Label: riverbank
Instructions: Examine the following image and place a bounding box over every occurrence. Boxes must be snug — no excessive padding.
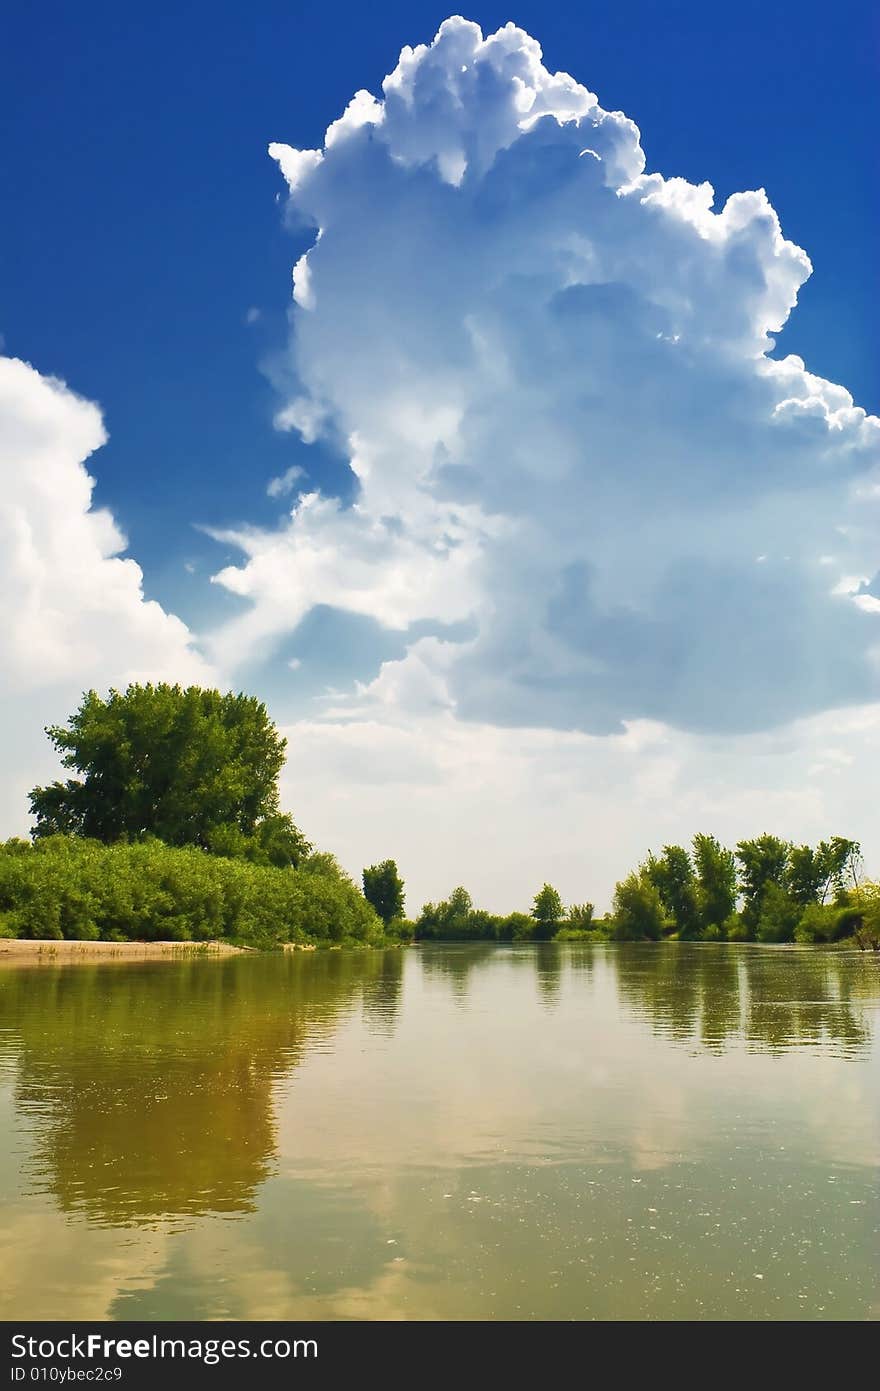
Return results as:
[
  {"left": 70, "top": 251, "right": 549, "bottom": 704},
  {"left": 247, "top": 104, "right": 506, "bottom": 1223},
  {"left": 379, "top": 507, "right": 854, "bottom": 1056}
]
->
[{"left": 0, "top": 938, "right": 250, "bottom": 966}]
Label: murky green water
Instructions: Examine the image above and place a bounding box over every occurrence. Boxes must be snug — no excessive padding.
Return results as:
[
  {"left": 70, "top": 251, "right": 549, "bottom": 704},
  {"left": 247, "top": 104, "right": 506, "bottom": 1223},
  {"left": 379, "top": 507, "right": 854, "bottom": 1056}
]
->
[{"left": 0, "top": 944, "right": 877, "bottom": 1321}]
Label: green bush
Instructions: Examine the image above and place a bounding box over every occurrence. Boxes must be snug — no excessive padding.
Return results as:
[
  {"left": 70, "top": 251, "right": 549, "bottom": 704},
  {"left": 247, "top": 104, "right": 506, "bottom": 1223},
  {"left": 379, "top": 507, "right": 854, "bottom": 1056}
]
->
[
  {"left": 795, "top": 903, "right": 835, "bottom": 944},
  {"left": 611, "top": 872, "right": 664, "bottom": 941},
  {"left": 384, "top": 917, "right": 415, "bottom": 943},
  {"left": 755, "top": 883, "right": 802, "bottom": 943},
  {"left": 0, "top": 836, "right": 382, "bottom": 949},
  {"left": 555, "top": 925, "right": 611, "bottom": 942}
]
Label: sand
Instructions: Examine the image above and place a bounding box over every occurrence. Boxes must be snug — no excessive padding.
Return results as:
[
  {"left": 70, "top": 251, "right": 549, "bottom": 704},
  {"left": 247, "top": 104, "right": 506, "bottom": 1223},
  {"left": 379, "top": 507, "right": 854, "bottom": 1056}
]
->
[{"left": 0, "top": 938, "right": 248, "bottom": 966}]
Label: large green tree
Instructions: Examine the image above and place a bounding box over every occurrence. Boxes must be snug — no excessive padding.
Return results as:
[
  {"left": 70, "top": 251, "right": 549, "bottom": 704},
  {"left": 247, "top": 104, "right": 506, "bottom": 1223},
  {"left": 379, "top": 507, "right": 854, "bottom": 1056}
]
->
[
  {"left": 29, "top": 685, "right": 300, "bottom": 857},
  {"left": 531, "top": 883, "right": 564, "bottom": 939},
  {"left": 646, "top": 845, "right": 699, "bottom": 937},
  {"left": 735, "top": 834, "right": 791, "bottom": 932},
  {"left": 692, "top": 833, "right": 737, "bottom": 932},
  {"left": 362, "top": 860, "right": 405, "bottom": 926},
  {"left": 611, "top": 871, "right": 664, "bottom": 941}
]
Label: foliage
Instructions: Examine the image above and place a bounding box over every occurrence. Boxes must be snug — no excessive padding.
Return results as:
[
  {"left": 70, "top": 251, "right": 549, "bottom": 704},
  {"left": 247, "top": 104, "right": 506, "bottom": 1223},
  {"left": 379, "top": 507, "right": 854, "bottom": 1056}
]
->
[
  {"left": 565, "top": 902, "right": 595, "bottom": 930},
  {"left": 786, "top": 838, "right": 861, "bottom": 907},
  {"left": 692, "top": 834, "right": 738, "bottom": 933},
  {"left": 384, "top": 917, "right": 416, "bottom": 944},
  {"left": 362, "top": 860, "right": 406, "bottom": 926},
  {"left": 555, "top": 917, "right": 612, "bottom": 942},
  {"left": 755, "top": 882, "right": 802, "bottom": 944},
  {"left": 500, "top": 912, "right": 539, "bottom": 942},
  {"left": 29, "top": 685, "right": 292, "bottom": 854},
  {"left": 735, "top": 834, "right": 791, "bottom": 931},
  {"left": 646, "top": 845, "right": 699, "bottom": 938},
  {"left": 611, "top": 872, "right": 664, "bottom": 941},
  {"left": 407, "top": 830, "right": 869, "bottom": 946},
  {"left": 531, "top": 883, "right": 564, "bottom": 940},
  {"left": 413, "top": 892, "right": 546, "bottom": 942},
  {"left": 204, "top": 814, "right": 311, "bottom": 868},
  {"left": 0, "top": 836, "right": 383, "bottom": 949},
  {"left": 851, "top": 882, "right": 880, "bottom": 951}
]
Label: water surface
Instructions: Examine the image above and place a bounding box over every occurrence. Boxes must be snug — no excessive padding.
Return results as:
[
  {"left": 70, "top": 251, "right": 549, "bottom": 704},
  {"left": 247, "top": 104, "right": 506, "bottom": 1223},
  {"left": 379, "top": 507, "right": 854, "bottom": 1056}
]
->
[{"left": 0, "top": 944, "right": 877, "bottom": 1320}]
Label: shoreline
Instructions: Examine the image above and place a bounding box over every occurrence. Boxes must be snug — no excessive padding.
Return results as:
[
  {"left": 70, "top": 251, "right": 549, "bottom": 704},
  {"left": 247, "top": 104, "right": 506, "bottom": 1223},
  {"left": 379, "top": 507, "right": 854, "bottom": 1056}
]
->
[{"left": 0, "top": 938, "right": 249, "bottom": 966}]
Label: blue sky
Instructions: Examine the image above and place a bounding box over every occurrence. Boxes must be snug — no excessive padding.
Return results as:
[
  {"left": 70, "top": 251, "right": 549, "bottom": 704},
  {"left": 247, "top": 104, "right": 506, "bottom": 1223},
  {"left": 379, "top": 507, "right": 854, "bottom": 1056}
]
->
[
  {"left": 3, "top": 0, "right": 876, "bottom": 624},
  {"left": 2, "top": 5, "right": 878, "bottom": 908}
]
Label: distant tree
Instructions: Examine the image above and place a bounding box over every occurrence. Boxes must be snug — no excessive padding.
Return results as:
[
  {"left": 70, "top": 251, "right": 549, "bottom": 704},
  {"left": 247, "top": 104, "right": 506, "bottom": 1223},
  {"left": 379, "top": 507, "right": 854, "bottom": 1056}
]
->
[
  {"left": 692, "top": 833, "right": 737, "bottom": 932},
  {"left": 736, "top": 835, "right": 791, "bottom": 932},
  {"left": 362, "top": 860, "right": 405, "bottom": 926},
  {"left": 29, "top": 685, "right": 291, "bottom": 852},
  {"left": 787, "top": 844, "right": 824, "bottom": 907},
  {"left": 504, "top": 911, "right": 538, "bottom": 941},
  {"left": 443, "top": 886, "right": 473, "bottom": 934},
  {"left": 815, "top": 837, "right": 862, "bottom": 902},
  {"left": 611, "top": 872, "right": 663, "bottom": 941},
  {"left": 755, "top": 882, "right": 802, "bottom": 943},
  {"left": 415, "top": 887, "right": 477, "bottom": 940},
  {"left": 531, "top": 884, "right": 564, "bottom": 939},
  {"left": 788, "top": 838, "right": 862, "bottom": 908},
  {"left": 646, "top": 845, "right": 699, "bottom": 937},
  {"left": 566, "top": 902, "right": 595, "bottom": 930},
  {"left": 851, "top": 882, "right": 880, "bottom": 950}
]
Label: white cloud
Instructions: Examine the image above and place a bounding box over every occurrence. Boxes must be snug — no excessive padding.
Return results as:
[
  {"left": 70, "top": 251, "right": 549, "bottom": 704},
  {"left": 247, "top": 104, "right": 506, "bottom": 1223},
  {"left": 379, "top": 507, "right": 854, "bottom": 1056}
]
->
[
  {"left": 205, "top": 489, "right": 495, "bottom": 672},
  {"left": 0, "top": 354, "right": 213, "bottom": 835},
  {"left": 198, "top": 14, "right": 880, "bottom": 909},
  {"left": 208, "top": 15, "right": 879, "bottom": 743},
  {"left": 266, "top": 464, "right": 306, "bottom": 498}
]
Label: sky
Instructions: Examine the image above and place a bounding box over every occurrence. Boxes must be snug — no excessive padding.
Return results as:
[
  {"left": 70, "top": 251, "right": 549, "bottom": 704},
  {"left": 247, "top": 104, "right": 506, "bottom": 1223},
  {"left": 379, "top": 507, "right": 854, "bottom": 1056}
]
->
[{"left": 1, "top": 2, "right": 878, "bottom": 911}]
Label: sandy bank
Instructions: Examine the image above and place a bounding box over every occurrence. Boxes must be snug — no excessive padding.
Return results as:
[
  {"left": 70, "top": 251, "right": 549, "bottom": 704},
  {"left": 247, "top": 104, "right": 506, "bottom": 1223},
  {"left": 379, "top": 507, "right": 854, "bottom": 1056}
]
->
[{"left": 0, "top": 938, "right": 248, "bottom": 966}]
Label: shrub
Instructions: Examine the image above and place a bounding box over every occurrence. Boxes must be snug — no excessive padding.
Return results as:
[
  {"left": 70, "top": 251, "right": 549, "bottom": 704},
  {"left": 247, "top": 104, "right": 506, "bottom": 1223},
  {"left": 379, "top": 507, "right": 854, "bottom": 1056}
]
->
[
  {"left": 755, "top": 883, "right": 802, "bottom": 943},
  {"left": 0, "top": 836, "right": 382, "bottom": 949},
  {"left": 611, "top": 872, "right": 664, "bottom": 941}
]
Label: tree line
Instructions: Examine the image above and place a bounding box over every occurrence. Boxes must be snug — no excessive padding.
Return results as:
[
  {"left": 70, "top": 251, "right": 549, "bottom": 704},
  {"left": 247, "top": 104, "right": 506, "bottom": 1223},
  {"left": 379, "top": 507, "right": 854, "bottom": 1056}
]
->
[
  {"left": 2, "top": 683, "right": 878, "bottom": 950},
  {"left": 364, "top": 835, "right": 880, "bottom": 949}
]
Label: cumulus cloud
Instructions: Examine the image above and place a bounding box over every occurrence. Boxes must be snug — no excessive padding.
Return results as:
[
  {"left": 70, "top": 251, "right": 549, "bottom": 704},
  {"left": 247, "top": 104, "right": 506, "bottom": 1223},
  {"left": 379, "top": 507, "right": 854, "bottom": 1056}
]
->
[
  {"left": 208, "top": 14, "right": 879, "bottom": 739},
  {"left": 0, "top": 354, "right": 212, "bottom": 834}
]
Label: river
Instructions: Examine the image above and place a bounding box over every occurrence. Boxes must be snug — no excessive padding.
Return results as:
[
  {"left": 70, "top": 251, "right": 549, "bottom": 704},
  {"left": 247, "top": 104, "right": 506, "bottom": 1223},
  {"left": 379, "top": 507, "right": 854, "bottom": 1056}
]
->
[{"left": 0, "top": 943, "right": 877, "bottom": 1320}]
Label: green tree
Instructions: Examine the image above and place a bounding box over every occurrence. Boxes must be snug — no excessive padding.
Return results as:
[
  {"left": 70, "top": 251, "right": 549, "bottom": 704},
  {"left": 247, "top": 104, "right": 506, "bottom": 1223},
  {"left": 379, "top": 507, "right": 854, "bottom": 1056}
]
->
[
  {"left": 29, "top": 685, "right": 290, "bottom": 851},
  {"left": 498, "top": 911, "right": 536, "bottom": 942},
  {"left": 646, "top": 845, "right": 699, "bottom": 937},
  {"left": 362, "top": 860, "right": 405, "bottom": 926},
  {"left": 692, "top": 833, "right": 737, "bottom": 933},
  {"left": 755, "top": 881, "right": 802, "bottom": 943},
  {"left": 566, "top": 902, "right": 595, "bottom": 930},
  {"left": 814, "top": 837, "right": 862, "bottom": 902},
  {"left": 736, "top": 834, "right": 791, "bottom": 933},
  {"left": 531, "top": 883, "right": 564, "bottom": 939},
  {"left": 787, "top": 844, "right": 824, "bottom": 907},
  {"left": 205, "top": 813, "right": 311, "bottom": 868},
  {"left": 415, "top": 886, "right": 476, "bottom": 940},
  {"left": 611, "top": 872, "right": 664, "bottom": 941},
  {"left": 443, "top": 886, "right": 475, "bottom": 935}
]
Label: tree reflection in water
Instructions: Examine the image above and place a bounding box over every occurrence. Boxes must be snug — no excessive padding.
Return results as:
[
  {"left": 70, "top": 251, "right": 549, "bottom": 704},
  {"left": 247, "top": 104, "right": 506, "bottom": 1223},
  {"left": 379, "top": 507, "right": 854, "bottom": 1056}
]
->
[
  {"left": 0, "top": 951, "right": 404, "bottom": 1226},
  {"left": 612, "top": 943, "right": 872, "bottom": 1055},
  {"left": 0, "top": 943, "right": 874, "bottom": 1241}
]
